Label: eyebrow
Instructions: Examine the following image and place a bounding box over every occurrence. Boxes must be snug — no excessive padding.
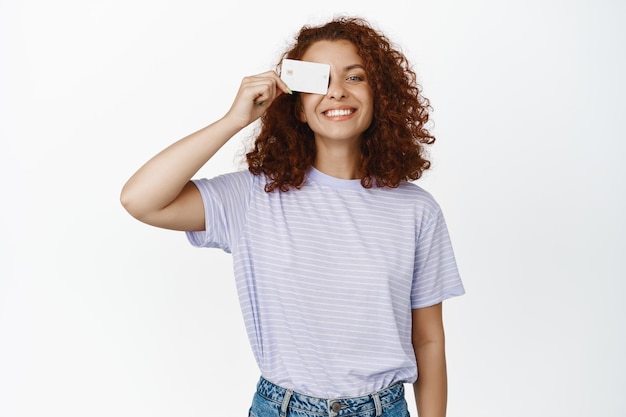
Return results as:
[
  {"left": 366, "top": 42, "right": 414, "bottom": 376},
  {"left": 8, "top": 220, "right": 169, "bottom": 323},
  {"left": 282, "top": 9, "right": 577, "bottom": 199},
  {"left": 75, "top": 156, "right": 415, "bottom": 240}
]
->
[{"left": 344, "top": 64, "right": 365, "bottom": 71}]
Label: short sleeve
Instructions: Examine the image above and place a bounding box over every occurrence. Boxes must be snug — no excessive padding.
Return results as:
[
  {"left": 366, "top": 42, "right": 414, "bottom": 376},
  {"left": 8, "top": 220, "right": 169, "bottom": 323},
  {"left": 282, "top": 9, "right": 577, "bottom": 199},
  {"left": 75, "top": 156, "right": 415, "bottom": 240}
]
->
[
  {"left": 411, "top": 205, "right": 465, "bottom": 309},
  {"left": 185, "top": 170, "right": 254, "bottom": 253}
]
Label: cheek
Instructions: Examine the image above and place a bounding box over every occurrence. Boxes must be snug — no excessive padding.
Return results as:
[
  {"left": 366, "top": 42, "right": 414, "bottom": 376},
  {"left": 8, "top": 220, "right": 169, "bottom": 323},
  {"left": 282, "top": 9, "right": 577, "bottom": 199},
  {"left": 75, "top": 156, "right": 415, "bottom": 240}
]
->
[
  {"left": 362, "top": 94, "right": 374, "bottom": 120},
  {"left": 298, "top": 97, "right": 314, "bottom": 123}
]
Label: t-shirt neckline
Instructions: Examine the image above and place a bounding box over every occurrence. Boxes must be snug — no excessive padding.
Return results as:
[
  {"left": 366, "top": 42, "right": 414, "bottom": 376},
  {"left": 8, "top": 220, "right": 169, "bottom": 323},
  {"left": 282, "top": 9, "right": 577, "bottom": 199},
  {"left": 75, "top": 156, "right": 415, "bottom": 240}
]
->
[{"left": 306, "top": 166, "right": 364, "bottom": 190}]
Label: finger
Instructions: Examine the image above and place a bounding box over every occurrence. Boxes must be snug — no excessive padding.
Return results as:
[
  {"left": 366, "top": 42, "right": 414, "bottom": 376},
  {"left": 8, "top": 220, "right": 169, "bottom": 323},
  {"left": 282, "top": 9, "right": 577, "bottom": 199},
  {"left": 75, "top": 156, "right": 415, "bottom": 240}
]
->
[
  {"left": 251, "top": 83, "right": 275, "bottom": 105},
  {"left": 251, "top": 71, "right": 293, "bottom": 96},
  {"left": 267, "top": 71, "right": 293, "bottom": 95},
  {"left": 239, "top": 80, "right": 273, "bottom": 105},
  {"left": 276, "top": 78, "right": 293, "bottom": 95}
]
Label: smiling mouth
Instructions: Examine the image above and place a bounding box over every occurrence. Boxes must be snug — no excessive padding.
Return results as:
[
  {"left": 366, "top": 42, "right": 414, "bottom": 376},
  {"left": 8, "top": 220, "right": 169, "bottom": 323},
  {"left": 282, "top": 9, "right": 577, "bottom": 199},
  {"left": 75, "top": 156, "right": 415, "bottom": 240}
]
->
[{"left": 323, "top": 109, "right": 355, "bottom": 117}]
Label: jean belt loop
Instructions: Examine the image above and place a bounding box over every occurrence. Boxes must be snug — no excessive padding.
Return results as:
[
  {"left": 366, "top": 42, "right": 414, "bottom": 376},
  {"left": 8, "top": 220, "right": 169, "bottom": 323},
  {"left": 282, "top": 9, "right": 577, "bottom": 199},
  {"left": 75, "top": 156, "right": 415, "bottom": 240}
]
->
[
  {"left": 371, "top": 391, "right": 383, "bottom": 417},
  {"left": 280, "top": 388, "right": 293, "bottom": 417}
]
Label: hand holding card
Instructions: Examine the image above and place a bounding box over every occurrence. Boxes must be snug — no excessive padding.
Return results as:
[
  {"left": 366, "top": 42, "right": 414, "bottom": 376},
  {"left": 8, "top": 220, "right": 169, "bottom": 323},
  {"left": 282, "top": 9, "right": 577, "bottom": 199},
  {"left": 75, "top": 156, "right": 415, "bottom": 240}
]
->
[{"left": 280, "top": 59, "right": 330, "bottom": 95}]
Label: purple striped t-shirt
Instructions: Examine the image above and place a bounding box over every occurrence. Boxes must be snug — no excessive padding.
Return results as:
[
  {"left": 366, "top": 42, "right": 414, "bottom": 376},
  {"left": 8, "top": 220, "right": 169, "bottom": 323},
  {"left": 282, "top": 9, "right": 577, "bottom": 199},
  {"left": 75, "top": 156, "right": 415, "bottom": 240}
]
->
[{"left": 186, "top": 167, "right": 464, "bottom": 398}]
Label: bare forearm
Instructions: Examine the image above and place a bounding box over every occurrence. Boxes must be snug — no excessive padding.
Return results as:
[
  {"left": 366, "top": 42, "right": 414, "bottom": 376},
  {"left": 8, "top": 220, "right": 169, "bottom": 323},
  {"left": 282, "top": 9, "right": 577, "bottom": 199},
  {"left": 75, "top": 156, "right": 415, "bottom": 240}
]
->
[
  {"left": 120, "top": 116, "right": 242, "bottom": 218},
  {"left": 413, "top": 341, "right": 447, "bottom": 417}
]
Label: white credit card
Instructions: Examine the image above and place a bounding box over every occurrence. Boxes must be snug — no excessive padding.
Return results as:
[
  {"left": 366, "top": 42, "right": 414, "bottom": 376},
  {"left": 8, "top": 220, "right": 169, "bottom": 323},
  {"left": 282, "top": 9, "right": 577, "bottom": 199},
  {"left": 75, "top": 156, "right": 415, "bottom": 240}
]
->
[{"left": 280, "top": 59, "right": 330, "bottom": 94}]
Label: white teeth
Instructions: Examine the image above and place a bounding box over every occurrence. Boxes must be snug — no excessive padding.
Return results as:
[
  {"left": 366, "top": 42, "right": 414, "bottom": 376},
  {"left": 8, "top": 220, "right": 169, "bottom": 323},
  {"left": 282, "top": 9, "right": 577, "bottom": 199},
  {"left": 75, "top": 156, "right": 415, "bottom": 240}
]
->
[{"left": 325, "top": 109, "right": 353, "bottom": 117}]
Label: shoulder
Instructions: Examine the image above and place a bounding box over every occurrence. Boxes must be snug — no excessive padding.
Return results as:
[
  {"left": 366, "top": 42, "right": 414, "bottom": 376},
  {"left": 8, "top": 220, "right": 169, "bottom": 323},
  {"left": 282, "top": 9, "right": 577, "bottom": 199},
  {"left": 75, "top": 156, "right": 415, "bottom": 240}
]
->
[
  {"left": 213, "top": 169, "right": 256, "bottom": 183},
  {"left": 191, "top": 170, "right": 262, "bottom": 201},
  {"left": 381, "top": 181, "right": 442, "bottom": 214},
  {"left": 194, "top": 169, "right": 255, "bottom": 188}
]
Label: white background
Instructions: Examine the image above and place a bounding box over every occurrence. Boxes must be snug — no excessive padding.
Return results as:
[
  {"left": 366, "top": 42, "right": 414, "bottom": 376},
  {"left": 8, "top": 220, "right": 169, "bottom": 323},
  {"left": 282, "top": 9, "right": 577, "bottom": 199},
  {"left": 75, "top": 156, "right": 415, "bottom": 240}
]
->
[{"left": 1, "top": 0, "right": 625, "bottom": 416}]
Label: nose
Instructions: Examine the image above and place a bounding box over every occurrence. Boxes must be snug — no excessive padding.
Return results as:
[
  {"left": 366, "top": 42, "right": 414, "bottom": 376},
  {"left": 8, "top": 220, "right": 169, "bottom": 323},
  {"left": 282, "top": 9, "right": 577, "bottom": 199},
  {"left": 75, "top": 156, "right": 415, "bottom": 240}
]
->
[{"left": 326, "top": 77, "right": 346, "bottom": 99}]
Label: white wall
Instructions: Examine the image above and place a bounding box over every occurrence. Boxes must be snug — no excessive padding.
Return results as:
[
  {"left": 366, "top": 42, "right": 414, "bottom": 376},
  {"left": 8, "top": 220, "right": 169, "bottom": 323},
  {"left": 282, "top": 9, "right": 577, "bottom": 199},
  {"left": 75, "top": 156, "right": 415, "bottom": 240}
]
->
[{"left": 1, "top": 0, "right": 625, "bottom": 416}]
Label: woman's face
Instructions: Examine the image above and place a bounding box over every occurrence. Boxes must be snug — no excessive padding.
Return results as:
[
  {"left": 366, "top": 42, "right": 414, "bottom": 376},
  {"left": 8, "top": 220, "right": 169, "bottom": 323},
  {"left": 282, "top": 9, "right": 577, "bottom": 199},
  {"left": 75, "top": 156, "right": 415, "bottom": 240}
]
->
[{"left": 298, "top": 40, "right": 374, "bottom": 146}]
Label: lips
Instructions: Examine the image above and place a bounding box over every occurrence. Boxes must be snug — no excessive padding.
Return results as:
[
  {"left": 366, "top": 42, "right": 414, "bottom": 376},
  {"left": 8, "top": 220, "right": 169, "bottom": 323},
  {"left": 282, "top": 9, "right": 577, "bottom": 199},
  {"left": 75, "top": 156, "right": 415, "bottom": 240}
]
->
[{"left": 323, "top": 108, "right": 355, "bottom": 117}]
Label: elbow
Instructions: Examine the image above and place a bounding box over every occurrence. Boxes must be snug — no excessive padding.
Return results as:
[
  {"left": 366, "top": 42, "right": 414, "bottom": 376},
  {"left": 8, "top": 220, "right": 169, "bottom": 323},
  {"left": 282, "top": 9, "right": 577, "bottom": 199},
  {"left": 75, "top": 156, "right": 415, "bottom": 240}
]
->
[
  {"left": 412, "top": 337, "right": 446, "bottom": 355},
  {"left": 119, "top": 186, "right": 130, "bottom": 211},
  {"left": 413, "top": 330, "right": 446, "bottom": 348},
  {"left": 412, "top": 328, "right": 446, "bottom": 352},
  {"left": 119, "top": 185, "right": 147, "bottom": 221}
]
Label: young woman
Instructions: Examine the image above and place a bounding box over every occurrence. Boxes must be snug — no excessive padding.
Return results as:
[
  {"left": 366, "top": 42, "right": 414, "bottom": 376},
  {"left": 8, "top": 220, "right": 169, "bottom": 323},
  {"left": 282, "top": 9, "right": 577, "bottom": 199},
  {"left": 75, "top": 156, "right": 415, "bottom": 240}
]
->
[{"left": 121, "top": 17, "right": 464, "bottom": 417}]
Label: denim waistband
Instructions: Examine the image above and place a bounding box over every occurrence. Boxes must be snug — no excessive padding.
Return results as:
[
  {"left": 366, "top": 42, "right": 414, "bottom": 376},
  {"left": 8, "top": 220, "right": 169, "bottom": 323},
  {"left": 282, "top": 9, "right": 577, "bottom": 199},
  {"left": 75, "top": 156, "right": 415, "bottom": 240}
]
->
[{"left": 255, "top": 377, "right": 405, "bottom": 417}]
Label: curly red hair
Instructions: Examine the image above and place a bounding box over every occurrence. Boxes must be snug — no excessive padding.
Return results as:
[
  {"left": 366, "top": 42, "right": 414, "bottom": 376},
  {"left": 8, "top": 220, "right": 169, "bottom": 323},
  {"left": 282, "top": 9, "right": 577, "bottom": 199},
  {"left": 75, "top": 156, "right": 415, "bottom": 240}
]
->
[{"left": 246, "top": 17, "right": 435, "bottom": 192}]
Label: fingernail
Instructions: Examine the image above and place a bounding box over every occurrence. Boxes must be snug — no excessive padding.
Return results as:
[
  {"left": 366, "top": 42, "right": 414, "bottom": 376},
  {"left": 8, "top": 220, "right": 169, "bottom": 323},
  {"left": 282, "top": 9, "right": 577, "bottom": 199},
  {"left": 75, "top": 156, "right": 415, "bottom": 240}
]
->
[
  {"left": 286, "top": 87, "right": 293, "bottom": 95},
  {"left": 254, "top": 101, "right": 265, "bottom": 106}
]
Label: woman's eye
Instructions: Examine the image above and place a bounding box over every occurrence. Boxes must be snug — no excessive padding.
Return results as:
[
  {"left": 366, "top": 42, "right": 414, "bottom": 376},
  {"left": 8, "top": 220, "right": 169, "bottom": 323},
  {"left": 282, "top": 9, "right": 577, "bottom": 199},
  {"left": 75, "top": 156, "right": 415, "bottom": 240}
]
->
[{"left": 347, "top": 75, "right": 365, "bottom": 82}]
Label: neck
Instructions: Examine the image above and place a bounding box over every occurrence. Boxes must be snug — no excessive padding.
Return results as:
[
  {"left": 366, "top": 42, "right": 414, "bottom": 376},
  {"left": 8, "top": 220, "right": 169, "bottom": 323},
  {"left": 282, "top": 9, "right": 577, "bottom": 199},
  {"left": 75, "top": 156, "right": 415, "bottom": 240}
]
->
[{"left": 313, "top": 138, "right": 362, "bottom": 179}]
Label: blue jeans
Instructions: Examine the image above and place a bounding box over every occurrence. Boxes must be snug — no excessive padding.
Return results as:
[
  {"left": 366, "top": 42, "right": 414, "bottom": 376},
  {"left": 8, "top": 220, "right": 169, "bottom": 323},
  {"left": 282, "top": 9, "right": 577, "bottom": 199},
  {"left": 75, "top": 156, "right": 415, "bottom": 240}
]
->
[{"left": 248, "top": 377, "right": 410, "bottom": 417}]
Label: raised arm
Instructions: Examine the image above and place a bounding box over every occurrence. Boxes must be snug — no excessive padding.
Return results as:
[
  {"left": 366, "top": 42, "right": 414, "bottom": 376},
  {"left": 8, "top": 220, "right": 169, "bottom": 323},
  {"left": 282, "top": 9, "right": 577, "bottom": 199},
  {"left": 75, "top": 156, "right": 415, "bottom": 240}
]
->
[
  {"left": 412, "top": 303, "right": 448, "bottom": 417},
  {"left": 120, "top": 71, "right": 290, "bottom": 231}
]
